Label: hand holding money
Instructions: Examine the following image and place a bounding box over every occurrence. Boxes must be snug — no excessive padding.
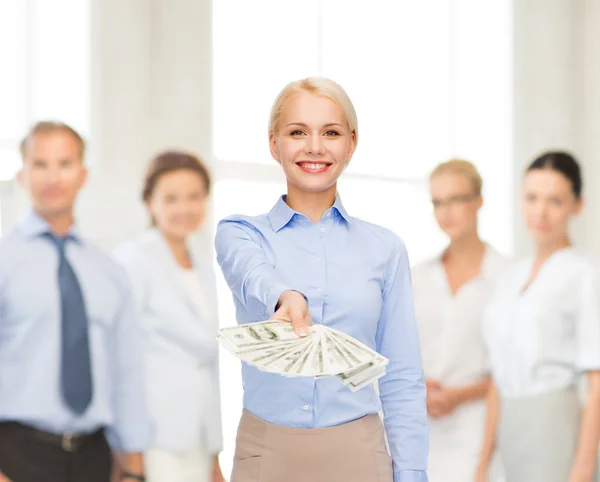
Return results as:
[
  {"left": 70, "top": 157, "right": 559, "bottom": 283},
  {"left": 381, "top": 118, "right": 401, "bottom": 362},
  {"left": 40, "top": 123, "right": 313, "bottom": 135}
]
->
[
  {"left": 272, "top": 290, "right": 312, "bottom": 337},
  {"left": 217, "top": 320, "right": 389, "bottom": 392}
]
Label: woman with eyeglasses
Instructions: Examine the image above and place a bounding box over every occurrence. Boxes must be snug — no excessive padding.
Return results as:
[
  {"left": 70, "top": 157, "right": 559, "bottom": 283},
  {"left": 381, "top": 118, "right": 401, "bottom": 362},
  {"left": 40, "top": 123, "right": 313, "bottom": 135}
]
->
[
  {"left": 412, "top": 159, "right": 507, "bottom": 482},
  {"left": 476, "top": 152, "right": 600, "bottom": 482}
]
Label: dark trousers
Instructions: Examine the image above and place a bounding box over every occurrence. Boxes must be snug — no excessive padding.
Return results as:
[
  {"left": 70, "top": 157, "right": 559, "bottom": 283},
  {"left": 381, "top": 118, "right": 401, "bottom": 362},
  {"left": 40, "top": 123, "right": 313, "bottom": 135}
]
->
[{"left": 0, "top": 422, "right": 111, "bottom": 482}]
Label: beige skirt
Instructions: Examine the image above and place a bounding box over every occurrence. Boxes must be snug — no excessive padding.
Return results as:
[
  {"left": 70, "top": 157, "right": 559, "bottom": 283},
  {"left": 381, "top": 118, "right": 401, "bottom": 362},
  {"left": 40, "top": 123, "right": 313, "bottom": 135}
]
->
[
  {"left": 498, "top": 389, "right": 584, "bottom": 482},
  {"left": 231, "top": 410, "right": 393, "bottom": 482}
]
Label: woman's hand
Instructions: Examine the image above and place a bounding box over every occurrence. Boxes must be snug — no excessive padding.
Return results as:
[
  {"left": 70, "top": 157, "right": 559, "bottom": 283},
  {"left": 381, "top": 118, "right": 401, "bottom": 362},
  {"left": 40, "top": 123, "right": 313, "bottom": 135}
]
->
[
  {"left": 425, "top": 379, "right": 442, "bottom": 415},
  {"left": 474, "top": 463, "right": 488, "bottom": 482},
  {"left": 568, "top": 462, "right": 595, "bottom": 482},
  {"left": 0, "top": 472, "right": 12, "bottom": 482},
  {"left": 426, "top": 379, "right": 442, "bottom": 392},
  {"left": 426, "top": 378, "right": 490, "bottom": 419},
  {"left": 427, "top": 386, "right": 460, "bottom": 419},
  {"left": 212, "top": 456, "right": 225, "bottom": 482},
  {"left": 271, "top": 290, "right": 312, "bottom": 337},
  {"left": 570, "top": 371, "right": 600, "bottom": 482}
]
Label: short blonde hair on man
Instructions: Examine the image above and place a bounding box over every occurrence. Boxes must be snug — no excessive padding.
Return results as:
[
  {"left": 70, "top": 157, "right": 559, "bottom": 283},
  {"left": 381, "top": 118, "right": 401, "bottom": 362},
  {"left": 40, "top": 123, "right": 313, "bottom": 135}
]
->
[
  {"left": 429, "top": 158, "right": 483, "bottom": 195},
  {"left": 268, "top": 77, "right": 358, "bottom": 146},
  {"left": 20, "top": 121, "right": 86, "bottom": 160}
]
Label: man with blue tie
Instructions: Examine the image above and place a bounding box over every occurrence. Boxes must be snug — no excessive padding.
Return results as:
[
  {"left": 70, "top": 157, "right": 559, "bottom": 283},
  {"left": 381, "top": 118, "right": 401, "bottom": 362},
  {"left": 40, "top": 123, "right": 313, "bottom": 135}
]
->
[{"left": 0, "top": 121, "right": 150, "bottom": 482}]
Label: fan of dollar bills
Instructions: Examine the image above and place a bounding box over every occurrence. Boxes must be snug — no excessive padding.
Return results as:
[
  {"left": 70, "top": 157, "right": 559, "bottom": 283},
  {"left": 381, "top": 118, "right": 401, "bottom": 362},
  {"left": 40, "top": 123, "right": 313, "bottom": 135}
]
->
[{"left": 217, "top": 320, "right": 389, "bottom": 392}]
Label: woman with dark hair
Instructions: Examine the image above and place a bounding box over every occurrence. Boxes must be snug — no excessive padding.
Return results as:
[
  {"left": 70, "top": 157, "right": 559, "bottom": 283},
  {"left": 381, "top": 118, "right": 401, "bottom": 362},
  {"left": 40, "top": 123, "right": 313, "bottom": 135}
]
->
[
  {"left": 114, "top": 151, "right": 225, "bottom": 482},
  {"left": 476, "top": 151, "right": 600, "bottom": 482}
]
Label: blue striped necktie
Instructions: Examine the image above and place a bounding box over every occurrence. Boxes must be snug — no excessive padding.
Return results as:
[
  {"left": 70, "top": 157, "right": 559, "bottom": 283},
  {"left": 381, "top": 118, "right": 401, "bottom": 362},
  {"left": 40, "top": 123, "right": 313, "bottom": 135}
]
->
[{"left": 48, "top": 234, "right": 93, "bottom": 415}]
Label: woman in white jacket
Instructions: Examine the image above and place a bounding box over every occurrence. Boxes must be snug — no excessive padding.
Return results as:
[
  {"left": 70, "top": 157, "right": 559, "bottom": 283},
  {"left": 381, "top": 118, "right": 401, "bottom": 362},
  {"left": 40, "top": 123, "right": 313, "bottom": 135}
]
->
[{"left": 114, "top": 150, "right": 224, "bottom": 482}]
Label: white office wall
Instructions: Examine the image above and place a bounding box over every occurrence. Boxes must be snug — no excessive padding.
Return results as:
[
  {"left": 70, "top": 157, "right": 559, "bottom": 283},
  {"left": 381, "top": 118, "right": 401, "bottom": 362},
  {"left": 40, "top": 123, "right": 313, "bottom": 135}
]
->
[
  {"left": 0, "top": 0, "right": 214, "bottom": 249},
  {"left": 580, "top": 0, "right": 600, "bottom": 260},
  {"left": 2, "top": 0, "right": 598, "bottom": 250},
  {"left": 512, "top": 0, "right": 600, "bottom": 258},
  {"left": 82, "top": 0, "right": 214, "bottom": 250}
]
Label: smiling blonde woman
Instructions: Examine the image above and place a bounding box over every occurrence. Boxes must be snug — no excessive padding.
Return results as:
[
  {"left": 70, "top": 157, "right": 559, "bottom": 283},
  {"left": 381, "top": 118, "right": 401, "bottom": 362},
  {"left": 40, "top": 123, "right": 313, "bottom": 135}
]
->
[{"left": 215, "top": 77, "right": 429, "bottom": 482}]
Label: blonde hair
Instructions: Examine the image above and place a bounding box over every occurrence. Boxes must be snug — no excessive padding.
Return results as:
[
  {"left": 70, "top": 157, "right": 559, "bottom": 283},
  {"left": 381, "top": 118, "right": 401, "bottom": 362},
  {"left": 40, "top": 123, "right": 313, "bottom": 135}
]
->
[
  {"left": 268, "top": 77, "right": 358, "bottom": 146},
  {"left": 430, "top": 158, "right": 483, "bottom": 195}
]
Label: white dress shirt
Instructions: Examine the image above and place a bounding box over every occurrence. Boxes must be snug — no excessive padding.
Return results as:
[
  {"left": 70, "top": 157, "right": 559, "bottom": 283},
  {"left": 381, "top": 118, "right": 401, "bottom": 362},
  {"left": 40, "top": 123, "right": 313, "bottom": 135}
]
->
[
  {"left": 482, "top": 247, "right": 600, "bottom": 399},
  {"left": 179, "top": 268, "right": 213, "bottom": 326},
  {"left": 412, "top": 245, "right": 507, "bottom": 482}
]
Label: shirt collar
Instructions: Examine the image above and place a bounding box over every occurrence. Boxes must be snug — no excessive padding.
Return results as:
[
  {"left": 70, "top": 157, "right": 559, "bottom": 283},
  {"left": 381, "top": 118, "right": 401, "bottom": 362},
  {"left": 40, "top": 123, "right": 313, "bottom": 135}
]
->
[
  {"left": 267, "top": 195, "right": 352, "bottom": 232},
  {"left": 434, "top": 243, "right": 497, "bottom": 276},
  {"left": 17, "top": 209, "right": 84, "bottom": 243},
  {"left": 331, "top": 195, "right": 351, "bottom": 224}
]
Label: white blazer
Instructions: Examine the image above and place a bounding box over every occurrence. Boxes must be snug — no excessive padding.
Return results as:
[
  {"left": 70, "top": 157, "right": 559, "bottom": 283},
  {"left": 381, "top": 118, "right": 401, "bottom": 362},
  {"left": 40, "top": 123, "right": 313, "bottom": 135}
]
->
[{"left": 113, "top": 228, "right": 223, "bottom": 454}]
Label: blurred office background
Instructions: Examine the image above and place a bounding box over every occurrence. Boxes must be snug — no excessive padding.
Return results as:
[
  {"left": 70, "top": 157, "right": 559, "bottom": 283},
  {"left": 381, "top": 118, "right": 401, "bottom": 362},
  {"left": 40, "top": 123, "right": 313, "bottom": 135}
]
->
[{"left": 0, "top": 0, "right": 598, "bottom": 476}]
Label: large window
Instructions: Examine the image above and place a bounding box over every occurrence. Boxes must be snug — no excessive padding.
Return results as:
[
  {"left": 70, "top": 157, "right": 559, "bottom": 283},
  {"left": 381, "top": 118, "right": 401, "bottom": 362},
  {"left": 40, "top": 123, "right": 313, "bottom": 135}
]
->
[
  {"left": 212, "top": 0, "right": 514, "bottom": 256},
  {"left": 213, "top": 0, "right": 513, "bottom": 473},
  {"left": 0, "top": 0, "right": 91, "bottom": 182}
]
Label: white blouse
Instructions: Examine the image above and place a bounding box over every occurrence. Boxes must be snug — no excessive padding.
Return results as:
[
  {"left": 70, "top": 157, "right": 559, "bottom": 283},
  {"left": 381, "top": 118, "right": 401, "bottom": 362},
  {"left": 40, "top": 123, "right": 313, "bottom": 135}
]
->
[
  {"left": 179, "top": 267, "right": 217, "bottom": 331},
  {"left": 482, "top": 248, "right": 600, "bottom": 399},
  {"left": 414, "top": 245, "right": 507, "bottom": 386},
  {"left": 413, "top": 245, "right": 508, "bottom": 481}
]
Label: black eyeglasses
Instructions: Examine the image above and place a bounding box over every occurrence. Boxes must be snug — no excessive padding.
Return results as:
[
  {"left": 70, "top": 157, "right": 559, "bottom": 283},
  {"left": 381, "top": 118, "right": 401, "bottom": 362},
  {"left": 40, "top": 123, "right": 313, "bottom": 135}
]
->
[{"left": 431, "top": 193, "right": 478, "bottom": 209}]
